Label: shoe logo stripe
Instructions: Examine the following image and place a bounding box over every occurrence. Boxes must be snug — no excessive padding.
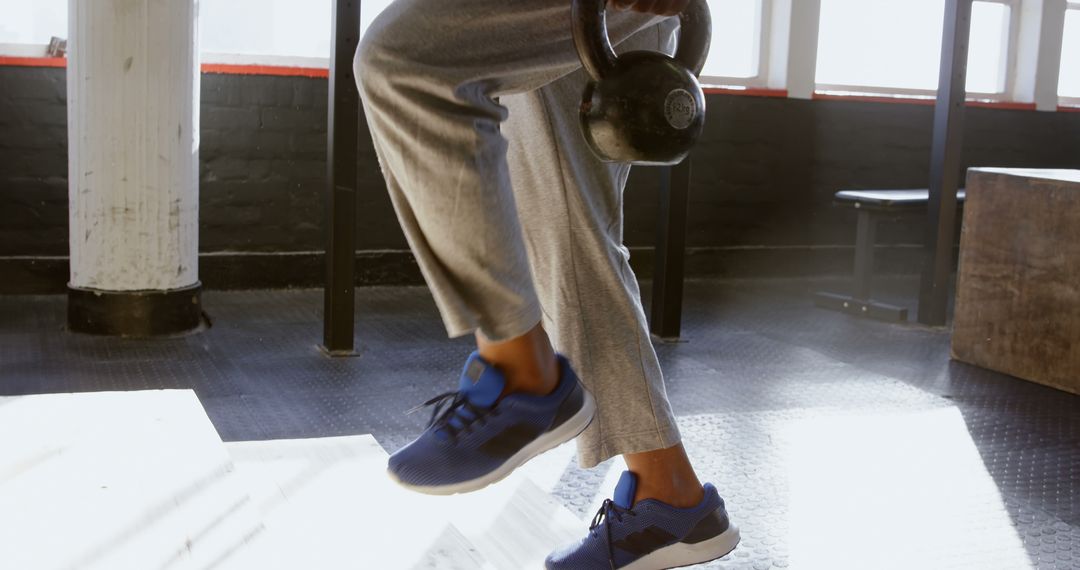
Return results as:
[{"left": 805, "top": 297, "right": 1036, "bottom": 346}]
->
[
  {"left": 612, "top": 526, "right": 678, "bottom": 558},
  {"left": 477, "top": 423, "right": 545, "bottom": 458}
]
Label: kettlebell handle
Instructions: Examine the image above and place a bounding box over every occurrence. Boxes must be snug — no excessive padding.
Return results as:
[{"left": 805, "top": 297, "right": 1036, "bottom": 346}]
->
[{"left": 571, "top": 0, "right": 712, "bottom": 81}]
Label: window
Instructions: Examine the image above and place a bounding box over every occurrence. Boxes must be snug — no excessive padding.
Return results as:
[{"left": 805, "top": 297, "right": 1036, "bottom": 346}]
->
[
  {"left": 361, "top": 0, "right": 397, "bottom": 39},
  {"left": 0, "top": 0, "right": 66, "bottom": 54},
  {"left": 816, "top": 0, "right": 1015, "bottom": 96},
  {"left": 816, "top": 0, "right": 947, "bottom": 92},
  {"left": 201, "top": 0, "right": 331, "bottom": 64},
  {"left": 700, "top": 0, "right": 766, "bottom": 82},
  {"left": 1060, "top": 2, "right": 1080, "bottom": 99},
  {"left": 967, "top": 1, "right": 1014, "bottom": 94},
  {"left": 358, "top": 0, "right": 769, "bottom": 84},
  {"left": 0, "top": 0, "right": 1071, "bottom": 110},
  {"left": 0, "top": 0, "right": 336, "bottom": 64}
]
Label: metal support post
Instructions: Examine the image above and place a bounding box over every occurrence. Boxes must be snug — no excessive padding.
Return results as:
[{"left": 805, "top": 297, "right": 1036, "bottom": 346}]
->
[
  {"left": 323, "top": 0, "right": 363, "bottom": 354},
  {"left": 918, "top": 0, "right": 971, "bottom": 326},
  {"left": 650, "top": 159, "right": 692, "bottom": 340}
]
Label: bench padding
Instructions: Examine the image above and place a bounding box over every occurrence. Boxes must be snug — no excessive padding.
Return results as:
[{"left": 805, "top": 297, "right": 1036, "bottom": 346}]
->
[{"left": 835, "top": 189, "right": 967, "bottom": 210}]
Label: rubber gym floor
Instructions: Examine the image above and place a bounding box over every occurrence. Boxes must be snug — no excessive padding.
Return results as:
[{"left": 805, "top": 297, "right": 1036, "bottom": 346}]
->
[{"left": 2, "top": 276, "right": 1078, "bottom": 569}]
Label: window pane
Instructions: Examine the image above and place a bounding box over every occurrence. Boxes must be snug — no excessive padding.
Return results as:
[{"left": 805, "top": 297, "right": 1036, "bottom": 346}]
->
[
  {"left": 361, "top": 0, "right": 398, "bottom": 39},
  {"left": 967, "top": 1, "right": 1009, "bottom": 94},
  {"left": 701, "top": 0, "right": 761, "bottom": 79},
  {"left": 362, "top": 0, "right": 760, "bottom": 79},
  {"left": 0, "top": 0, "right": 66, "bottom": 45},
  {"left": 201, "top": 0, "right": 331, "bottom": 59},
  {"left": 1060, "top": 9, "right": 1080, "bottom": 98},
  {"left": 816, "top": 0, "right": 945, "bottom": 90},
  {"left": 359, "top": 0, "right": 762, "bottom": 80}
]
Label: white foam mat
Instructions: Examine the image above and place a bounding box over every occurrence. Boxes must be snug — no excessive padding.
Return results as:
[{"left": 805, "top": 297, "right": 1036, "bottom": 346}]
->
[
  {"left": 223, "top": 435, "right": 584, "bottom": 570},
  {"left": 0, "top": 390, "right": 588, "bottom": 570},
  {"left": 0, "top": 390, "right": 262, "bottom": 570}
]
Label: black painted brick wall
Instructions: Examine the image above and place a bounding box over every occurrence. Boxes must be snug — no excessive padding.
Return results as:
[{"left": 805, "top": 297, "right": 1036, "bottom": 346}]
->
[
  {"left": 0, "top": 67, "right": 68, "bottom": 256},
  {"left": 672, "top": 96, "right": 1080, "bottom": 249},
  {"left": 201, "top": 74, "right": 332, "bottom": 252},
  {"left": 2, "top": 65, "right": 1079, "bottom": 284}
]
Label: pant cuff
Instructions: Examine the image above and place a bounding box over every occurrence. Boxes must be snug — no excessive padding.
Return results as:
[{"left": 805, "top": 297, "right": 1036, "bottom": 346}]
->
[
  {"left": 575, "top": 424, "right": 682, "bottom": 469},
  {"left": 443, "top": 297, "right": 543, "bottom": 343}
]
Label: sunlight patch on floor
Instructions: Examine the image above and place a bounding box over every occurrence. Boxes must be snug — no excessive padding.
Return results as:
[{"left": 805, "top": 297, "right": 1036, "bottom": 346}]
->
[{"left": 783, "top": 406, "right": 1031, "bottom": 570}]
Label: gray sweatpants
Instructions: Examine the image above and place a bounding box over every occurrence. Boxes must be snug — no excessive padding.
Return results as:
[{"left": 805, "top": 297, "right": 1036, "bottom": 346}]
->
[{"left": 355, "top": 0, "right": 681, "bottom": 468}]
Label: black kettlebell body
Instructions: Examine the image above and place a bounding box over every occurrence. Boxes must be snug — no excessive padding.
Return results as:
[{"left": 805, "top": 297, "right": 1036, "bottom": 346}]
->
[
  {"left": 581, "top": 52, "right": 705, "bottom": 165},
  {"left": 573, "top": 0, "right": 712, "bottom": 165}
]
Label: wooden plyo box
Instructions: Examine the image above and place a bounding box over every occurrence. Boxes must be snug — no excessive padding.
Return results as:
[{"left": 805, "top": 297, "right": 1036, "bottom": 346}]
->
[{"left": 952, "top": 168, "right": 1080, "bottom": 395}]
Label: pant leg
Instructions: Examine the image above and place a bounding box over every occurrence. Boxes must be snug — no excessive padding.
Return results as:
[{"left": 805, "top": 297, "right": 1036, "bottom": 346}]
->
[
  {"left": 502, "top": 20, "right": 682, "bottom": 469},
  {"left": 355, "top": 0, "right": 662, "bottom": 342}
]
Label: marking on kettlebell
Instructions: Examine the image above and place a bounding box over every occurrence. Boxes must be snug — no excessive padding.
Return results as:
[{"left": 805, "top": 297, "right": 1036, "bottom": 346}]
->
[{"left": 664, "top": 89, "right": 696, "bottom": 130}]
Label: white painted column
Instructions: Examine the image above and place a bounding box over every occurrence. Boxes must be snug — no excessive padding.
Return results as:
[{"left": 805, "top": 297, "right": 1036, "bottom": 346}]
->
[
  {"left": 66, "top": 0, "right": 201, "bottom": 335},
  {"left": 67, "top": 0, "right": 200, "bottom": 292}
]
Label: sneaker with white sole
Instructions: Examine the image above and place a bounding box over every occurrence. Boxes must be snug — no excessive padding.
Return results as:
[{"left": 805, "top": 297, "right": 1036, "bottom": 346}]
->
[
  {"left": 387, "top": 351, "right": 596, "bottom": 495},
  {"left": 546, "top": 471, "right": 741, "bottom": 570}
]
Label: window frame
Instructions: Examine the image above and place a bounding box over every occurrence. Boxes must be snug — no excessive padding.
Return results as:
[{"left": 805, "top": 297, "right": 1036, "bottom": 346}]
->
[
  {"left": 813, "top": 0, "right": 1020, "bottom": 101},
  {"left": 1061, "top": 1, "right": 1080, "bottom": 106},
  {"left": 995, "top": 0, "right": 1023, "bottom": 97},
  {"left": 698, "top": 0, "right": 772, "bottom": 88},
  {"left": 1, "top": 0, "right": 1074, "bottom": 111}
]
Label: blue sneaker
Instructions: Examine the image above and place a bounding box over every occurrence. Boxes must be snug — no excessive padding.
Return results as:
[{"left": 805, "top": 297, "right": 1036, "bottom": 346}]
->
[
  {"left": 387, "top": 351, "right": 596, "bottom": 495},
  {"left": 546, "top": 471, "right": 740, "bottom": 570}
]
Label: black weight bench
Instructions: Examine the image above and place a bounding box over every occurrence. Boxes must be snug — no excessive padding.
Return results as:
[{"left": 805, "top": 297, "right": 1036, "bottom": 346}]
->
[{"left": 814, "top": 188, "right": 966, "bottom": 322}]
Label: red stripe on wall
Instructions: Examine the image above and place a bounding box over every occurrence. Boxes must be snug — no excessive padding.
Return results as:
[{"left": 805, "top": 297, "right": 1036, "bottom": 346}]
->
[
  {"left": 703, "top": 86, "right": 788, "bottom": 98},
  {"left": 813, "top": 92, "right": 936, "bottom": 106},
  {"left": 1, "top": 56, "right": 1075, "bottom": 113},
  {"left": 0, "top": 56, "right": 67, "bottom": 68},
  {"left": 967, "top": 100, "right": 1038, "bottom": 111},
  {"left": 200, "top": 63, "right": 330, "bottom": 79},
  {"left": 814, "top": 91, "right": 1041, "bottom": 111},
  {"left": 0, "top": 56, "right": 331, "bottom": 79}
]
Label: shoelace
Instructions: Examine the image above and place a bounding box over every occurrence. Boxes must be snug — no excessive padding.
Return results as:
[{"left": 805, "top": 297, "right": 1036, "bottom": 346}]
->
[
  {"left": 589, "top": 498, "right": 637, "bottom": 569},
  {"left": 408, "top": 390, "right": 491, "bottom": 438}
]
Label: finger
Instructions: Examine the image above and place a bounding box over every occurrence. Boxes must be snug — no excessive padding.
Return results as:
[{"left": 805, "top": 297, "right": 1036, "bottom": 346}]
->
[
  {"left": 652, "top": 0, "right": 675, "bottom": 16},
  {"left": 631, "top": 0, "right": 659, "bottom": 14},
  {"left": 656, "top": 0, "right": 692, "bottom": 16}
]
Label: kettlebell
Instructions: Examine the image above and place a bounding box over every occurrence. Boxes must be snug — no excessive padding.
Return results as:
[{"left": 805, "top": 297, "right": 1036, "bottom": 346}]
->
[{"left": 572, "top": 0, "right": 712, "bottom": 165}]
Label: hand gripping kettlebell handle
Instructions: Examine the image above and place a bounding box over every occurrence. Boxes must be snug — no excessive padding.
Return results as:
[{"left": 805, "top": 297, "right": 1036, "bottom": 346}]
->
[
  {"left": 571, "top": 0, "right": 713, "bottom": 81},
  {"left": 676, "top": 0, "right": 712, "bottom": 77}
]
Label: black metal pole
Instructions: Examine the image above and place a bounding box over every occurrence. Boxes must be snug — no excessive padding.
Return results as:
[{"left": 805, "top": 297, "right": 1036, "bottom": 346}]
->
[
  {"left": 918, "top": 0, "right": 971, "bottom": 326},
  {"left": 323, "top": 0, "right": 362, "bottom": 355},
  {"left": 650, "top": 159, "right": 691, "bottom": 340}
]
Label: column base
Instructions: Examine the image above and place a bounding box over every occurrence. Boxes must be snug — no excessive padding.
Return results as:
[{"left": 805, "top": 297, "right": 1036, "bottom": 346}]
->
[{"left": 67, "top": 282, "right": 204, "bottom": 337}]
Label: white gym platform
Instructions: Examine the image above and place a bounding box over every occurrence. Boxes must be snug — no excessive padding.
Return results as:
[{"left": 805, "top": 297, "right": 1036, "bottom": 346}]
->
[{"left": 0, "top": 390, "right": 586, "bottom": 570}]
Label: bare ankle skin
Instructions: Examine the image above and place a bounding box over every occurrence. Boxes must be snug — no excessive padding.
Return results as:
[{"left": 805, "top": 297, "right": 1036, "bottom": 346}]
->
[
  {"left": 624, "top": 443, "right": 705, "bottom": 508},
  {"left": 476, "top": 322, "right": 559, "bottom": 397},
  {"left": 476, "top": 327, "right": 704, "bottom": 508}
]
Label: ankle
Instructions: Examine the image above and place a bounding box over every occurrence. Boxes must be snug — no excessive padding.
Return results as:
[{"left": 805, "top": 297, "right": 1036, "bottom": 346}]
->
[
  {"left": 500, "top": 356, "right": 559, "bottom": 396},
  {"left": 475, "top": 323, "right": 560, "bottom": 397},
  {"left": 634, "top": 480, "right": 704, "bottom": 508},
  {"left": 624, "top": 444, "right": 705, "bottom": 508}
]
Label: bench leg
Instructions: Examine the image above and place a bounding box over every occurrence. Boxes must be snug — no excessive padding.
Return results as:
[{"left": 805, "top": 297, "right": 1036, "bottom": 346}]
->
[
  {"left": 814, "top": 208, "right": 908, "bottom": 322},
  {"left": 852, "top": 209, "right": 876, "bottom": 301}
]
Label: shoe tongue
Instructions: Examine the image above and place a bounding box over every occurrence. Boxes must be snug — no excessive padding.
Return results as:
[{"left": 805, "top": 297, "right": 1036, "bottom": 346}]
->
[
  {"left": 613, "top": 471, "right": 638, "bottom": 509},
  {"left": 457, "top": 352, "right": 505, "bottom": 408}
]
